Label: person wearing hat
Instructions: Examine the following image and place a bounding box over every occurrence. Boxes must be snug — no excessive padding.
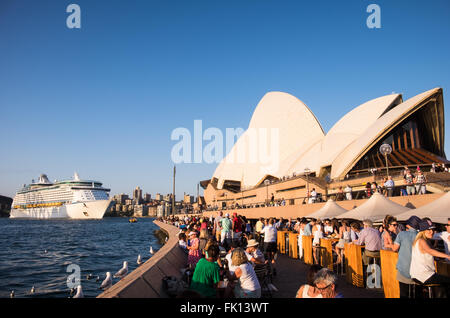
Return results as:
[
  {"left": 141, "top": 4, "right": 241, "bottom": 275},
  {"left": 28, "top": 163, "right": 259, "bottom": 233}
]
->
[
  {"left": 409, "top": 219, "right": 450, "bottom": 298},
  {"left": 187, "top": 231, "right": 201, "bottom": 268},
  {"left": 245, "top": 239, "right": 265, "bottom": 265},
  {"left": 392, "top": 215, "right": 421, "bottom": 298}
]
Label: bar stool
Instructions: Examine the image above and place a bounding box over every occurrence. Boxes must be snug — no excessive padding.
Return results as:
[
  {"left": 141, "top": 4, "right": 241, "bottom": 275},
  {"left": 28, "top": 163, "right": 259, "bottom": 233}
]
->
[{"left": 412, "top": 278, "right": 441, "bottom": 298}]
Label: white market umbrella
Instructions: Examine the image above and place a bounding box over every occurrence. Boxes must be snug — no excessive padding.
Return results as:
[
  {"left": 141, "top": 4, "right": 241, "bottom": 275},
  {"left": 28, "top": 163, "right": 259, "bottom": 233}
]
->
[
  {"left": 307, "top": 199, "right": 348, "bottom": 219},
  {"left": 396, "top": 191, "right": 450, "bottom": 224},
  {"left": 335, "top": 192, "right": 411, "bottom": 222}
]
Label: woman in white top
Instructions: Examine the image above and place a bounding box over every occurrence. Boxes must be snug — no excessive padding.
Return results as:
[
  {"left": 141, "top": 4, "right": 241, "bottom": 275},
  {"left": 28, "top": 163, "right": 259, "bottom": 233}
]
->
[
  {"left": 228, "top": 248, "right": 261, "bottom": 298},
  {"left": 297, "top": 220, "right": 307, "bottom": 260},
  {"left": 335, "top": 220, "right": 350, "bottom": 265},
  {"left": 410, "top": 220, "right": 450, "bottom": 298},
  {"left": 312, "top": 222, "right": 324, "bottom": 264}
]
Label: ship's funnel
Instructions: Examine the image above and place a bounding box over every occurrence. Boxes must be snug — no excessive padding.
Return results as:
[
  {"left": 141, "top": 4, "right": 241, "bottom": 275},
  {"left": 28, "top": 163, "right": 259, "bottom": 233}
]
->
[{"left": 38, "top": 174, "right": 51, "bottom": 184}]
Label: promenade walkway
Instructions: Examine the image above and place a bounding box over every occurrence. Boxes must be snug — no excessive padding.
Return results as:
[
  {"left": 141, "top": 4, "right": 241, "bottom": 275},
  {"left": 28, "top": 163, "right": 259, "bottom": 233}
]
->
[{"left": 273, "top": 254, "right": 384, "bottom": 298}]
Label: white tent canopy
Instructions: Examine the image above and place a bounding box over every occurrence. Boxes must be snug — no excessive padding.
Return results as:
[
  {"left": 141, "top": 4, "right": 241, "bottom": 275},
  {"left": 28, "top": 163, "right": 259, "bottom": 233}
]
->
[
  {"left": 396, "top": 191, "right": 450, "bottom": 224},
  {"left": 307, "top": 199, "right": 348, "bottom": 219},
  {"left": 335, "top": 192, "right": 411, "bottom": 222}
]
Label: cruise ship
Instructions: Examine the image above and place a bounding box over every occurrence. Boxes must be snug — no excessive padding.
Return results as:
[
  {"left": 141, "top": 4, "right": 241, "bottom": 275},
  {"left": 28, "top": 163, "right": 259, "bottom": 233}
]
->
[{"left": 10, "top": 173, "right": 111, "bottom": 219}]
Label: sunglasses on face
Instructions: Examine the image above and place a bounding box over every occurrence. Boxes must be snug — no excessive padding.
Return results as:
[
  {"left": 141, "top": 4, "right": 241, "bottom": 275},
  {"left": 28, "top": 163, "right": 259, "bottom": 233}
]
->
[
  {"left": 315, "top": 284, "right": 332, "bottom": 291},
  {"left": 390, "top": 223, "right": 398, "bottom": 227}
]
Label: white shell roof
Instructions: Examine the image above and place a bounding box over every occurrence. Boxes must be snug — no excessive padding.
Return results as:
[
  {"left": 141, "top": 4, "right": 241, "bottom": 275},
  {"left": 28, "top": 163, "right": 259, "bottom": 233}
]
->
[
  {"left": 213, "top": 91, "right": 325, "bottom": 188},
  {"left": 306, "top": 199, "right": 348, "bottom": 219},
  {"left": 319, "top": 94, "right": 401, "bottom": 169},
  {"left": 335, "top": 192, "right": 411, "bottom": 222},
  {"left": 330, "top": 88, "right": 441, "bottom": 179},
  {"left": 396, "top": 191, "right": 450, "bottom": 224}
]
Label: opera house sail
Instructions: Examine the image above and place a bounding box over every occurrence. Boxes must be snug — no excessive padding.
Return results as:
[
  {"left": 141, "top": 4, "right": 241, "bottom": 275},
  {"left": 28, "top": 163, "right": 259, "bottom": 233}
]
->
[{"left": 201, "top": 87, "right": 448, "bottom": 208}]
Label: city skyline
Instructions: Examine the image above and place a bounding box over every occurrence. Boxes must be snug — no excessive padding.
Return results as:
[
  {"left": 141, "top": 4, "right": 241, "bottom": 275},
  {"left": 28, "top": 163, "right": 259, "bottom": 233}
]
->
[{"left": 1, "top": 0, "right": 450, "bottom": 199}]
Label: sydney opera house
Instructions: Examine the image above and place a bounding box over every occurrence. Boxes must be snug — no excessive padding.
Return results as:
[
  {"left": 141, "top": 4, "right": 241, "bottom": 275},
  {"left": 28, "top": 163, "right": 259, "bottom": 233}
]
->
[{"left": 200, "top": 87, "right": 450, "bottom": 217}]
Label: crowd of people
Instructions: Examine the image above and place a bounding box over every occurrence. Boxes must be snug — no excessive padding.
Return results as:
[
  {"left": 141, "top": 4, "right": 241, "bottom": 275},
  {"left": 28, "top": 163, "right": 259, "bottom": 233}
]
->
[{"left": 160, "top": 212, "right": 450, "bottom": 298}]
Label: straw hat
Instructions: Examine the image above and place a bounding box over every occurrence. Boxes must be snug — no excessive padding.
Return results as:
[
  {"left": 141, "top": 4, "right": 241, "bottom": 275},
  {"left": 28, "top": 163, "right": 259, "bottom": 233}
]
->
[
  {"left": 188, "top": 231, "right": 197, "bottom": 237},
  {"left": 246, "top": 239, "right": 259, "bottom": 247}
]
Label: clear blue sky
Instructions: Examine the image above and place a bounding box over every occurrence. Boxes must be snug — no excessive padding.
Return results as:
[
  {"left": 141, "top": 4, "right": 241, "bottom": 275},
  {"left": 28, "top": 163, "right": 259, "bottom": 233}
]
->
[{"left": 1, "top": 0, "right": 450, "bottom": 199}]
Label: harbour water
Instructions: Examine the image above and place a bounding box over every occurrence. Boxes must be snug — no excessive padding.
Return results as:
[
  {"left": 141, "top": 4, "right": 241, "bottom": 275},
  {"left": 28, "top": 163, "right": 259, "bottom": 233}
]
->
[{"left": 0, "top": 217, "right": 162, "bottom": 298}]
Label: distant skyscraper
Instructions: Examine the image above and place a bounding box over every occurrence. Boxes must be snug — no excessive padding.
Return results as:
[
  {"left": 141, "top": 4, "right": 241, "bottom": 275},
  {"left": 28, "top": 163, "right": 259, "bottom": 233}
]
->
[
  {"left": 133, "top": 186, "right": 142, "bottom": 204},
  {"left": 155, "top": 193, "right": 163, "bottom": 201},
  {"left": 143, "top": 193, "right": 151, "bottom": 202}
]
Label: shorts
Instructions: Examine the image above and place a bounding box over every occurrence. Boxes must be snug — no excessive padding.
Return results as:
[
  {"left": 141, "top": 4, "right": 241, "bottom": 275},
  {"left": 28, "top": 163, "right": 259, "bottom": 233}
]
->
[{"left": 264, "top": 242, "right": 277, "bottom": 253}]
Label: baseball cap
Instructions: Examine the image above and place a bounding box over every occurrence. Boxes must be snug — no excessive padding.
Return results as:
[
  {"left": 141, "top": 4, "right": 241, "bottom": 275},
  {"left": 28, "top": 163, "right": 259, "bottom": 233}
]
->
[
  {"left": 418, "top": 219, "right": 435, "bottom": 232},
  {"left": 406, "top": 215, "right": 421, "bottom": 230}
]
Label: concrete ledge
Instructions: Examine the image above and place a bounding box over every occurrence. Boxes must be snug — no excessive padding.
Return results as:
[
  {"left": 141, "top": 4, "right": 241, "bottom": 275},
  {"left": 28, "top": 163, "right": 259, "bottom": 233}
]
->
[{"left": 97, "top": 220, "right": 186, "bottom": 298}]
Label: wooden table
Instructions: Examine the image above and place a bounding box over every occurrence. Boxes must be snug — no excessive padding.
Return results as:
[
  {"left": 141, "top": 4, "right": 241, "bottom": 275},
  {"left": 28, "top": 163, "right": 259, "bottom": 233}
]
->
[
  {"left": 289, "top": 232, "right": 299, "bottom": 259},
  {"left": 277, "top": 231, "right": 288, "bottom": 254},
  {"left": 302, "top": 236, "right": 314, "bottom": 265},
  {"left": 380, "top": 249, "right": 400, "bottom": 298},
  {"left": 344, "top": 243, "right": 365, "bottom": 288},
  {"left": 319, "top": 238, "right": 339, "bottom": 270}
]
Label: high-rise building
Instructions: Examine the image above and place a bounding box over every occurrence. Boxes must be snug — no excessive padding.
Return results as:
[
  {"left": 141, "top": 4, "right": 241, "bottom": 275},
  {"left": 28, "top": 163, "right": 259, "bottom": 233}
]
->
[
  {"left": 143, "top": 193, "right": 151, "bottom": 202},
  {"left": 155, "top": 193, "right": 163, "bottom": 201},
  {"left": 133, "top": 186, "right": 142, "bottom": 204},
  {"left": 114, "top": 193, "right": 129, "bottom": 205}
]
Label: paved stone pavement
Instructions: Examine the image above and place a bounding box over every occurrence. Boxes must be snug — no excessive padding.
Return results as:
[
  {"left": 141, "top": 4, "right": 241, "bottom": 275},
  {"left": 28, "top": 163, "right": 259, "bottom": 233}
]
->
[{"left": 269, "top": 254, "right": 384, "bottom": 298}]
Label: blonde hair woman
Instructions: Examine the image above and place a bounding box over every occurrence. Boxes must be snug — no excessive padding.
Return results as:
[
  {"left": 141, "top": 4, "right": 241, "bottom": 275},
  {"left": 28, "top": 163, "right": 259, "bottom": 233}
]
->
[
  {"left": 410, "top": 219, "right": 450, "bottom": 298},
  {"left": 228, "top": 248, "right": 261, "bottom": 298}
]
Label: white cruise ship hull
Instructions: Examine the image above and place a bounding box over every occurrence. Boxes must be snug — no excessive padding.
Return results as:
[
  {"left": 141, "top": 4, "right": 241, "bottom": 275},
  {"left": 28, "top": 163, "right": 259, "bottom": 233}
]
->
[{"left": 10, "top": 200, "right": 110, "bottom": 220}]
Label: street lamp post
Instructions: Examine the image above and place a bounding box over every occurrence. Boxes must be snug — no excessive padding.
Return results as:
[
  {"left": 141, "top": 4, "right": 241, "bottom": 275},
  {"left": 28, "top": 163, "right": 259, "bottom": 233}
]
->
[
  {"left": 264, "top": 179, "right": 270, "bottom": 206},
  {"left": 379, "top": 144, "right": 393, "bottom": 177}
]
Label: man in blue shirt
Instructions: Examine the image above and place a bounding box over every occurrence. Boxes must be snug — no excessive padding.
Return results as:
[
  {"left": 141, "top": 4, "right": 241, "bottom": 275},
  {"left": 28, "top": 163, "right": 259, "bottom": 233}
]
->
[
  {"left": 303, "top": 219, "right": 315, "bottom": 236},
  {"left": 392, "top": 215, "right": 421, "bottom": 298},
  {"left": 384, "top": 176, "right": 395, "bottom": 197}
]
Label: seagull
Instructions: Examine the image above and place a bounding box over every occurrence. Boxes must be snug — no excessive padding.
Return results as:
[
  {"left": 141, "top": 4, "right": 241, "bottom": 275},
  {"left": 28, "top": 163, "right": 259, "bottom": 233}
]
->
[
  {"left": 137, "top": 254, "right": 143, "bottom": 265},
  {"left": 99, "top": 272, "right": 112, "bottom": 290},
  {"left": 10, "top": 290, "right": 14, "bottom": 298},
  {"left": 30, "top": 286, "right": 35, "bottom": 294},
  {"left": 114, "top": 261, "right": 128, "bottom": 279},
  {"left": 72, "top": 285, "right": 84, "bottom": 298},
  {"left": 149, "top": 246, "right": 154, "bottom": 255},
  {"left": 44, "top": 250, "right": 48, "bottom": 254}
]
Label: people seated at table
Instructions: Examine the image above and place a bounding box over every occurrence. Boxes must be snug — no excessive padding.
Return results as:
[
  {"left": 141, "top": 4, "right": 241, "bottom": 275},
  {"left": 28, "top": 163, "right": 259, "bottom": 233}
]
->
[
  {"left": 410, "top": 219, "right": 450, "bottom": 298},
  {"left": 189, "top": 245, "right": 221, "bottom": 298},
  {"left": 295, "top": 264, "right": 323, "bottom": 298},
  {"left": 353, "top": 219, "right": 381, "bottom": 266},
  {"left": 392, "top": 215, "right": 421, "bottom": 298},
  {"left": 381, "top": 215, "right": 400, "bottom": 251},
  {"left": 227, "top": 248, "right": 261, "bottom": 298}
]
